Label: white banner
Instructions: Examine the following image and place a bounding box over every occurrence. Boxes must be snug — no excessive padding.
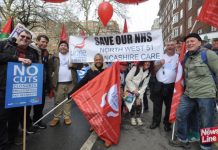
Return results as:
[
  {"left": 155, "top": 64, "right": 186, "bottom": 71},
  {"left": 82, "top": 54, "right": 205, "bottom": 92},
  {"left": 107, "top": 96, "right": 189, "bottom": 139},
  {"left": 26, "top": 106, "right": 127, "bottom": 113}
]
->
[{"left": 69, "top": 29, "right": 164, "bottom": 63}]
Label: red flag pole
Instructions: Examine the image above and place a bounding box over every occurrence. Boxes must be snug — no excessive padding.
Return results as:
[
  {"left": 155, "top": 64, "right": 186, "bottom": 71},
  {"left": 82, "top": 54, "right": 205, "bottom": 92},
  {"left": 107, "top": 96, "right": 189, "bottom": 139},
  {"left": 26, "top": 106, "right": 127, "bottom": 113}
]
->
[
  {"left": 123, "top": 19, "right": 128, "bottom": 33},
  {"left": 60, "top": 24, "right": 69, "bottom": 42}
]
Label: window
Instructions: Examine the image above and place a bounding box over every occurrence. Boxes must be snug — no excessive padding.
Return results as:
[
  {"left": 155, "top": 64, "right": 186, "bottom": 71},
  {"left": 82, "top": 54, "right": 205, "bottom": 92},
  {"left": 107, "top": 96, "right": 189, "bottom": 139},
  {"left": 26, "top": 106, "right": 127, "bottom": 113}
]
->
[
  {"left": 197, "top": 29, "right": 202, "bottom": 34},
  {"left": 180, "top": 25, "right": 183, "bottom": 35},
  {"left": 188, "top": 0, "right": 192, "bottom": 10},
  {"left": 173, "top": 13, "right": 179, "bottom": 24},
  {"left": 173, "top": 0, "right": 179, "bottom": 10},
  {"left": 188, "top": 16, "right": 192, "bottom": 29},
  {"left": 211, "top": 26, "right": 217, "bottom": 32},
  {"left": 180, "top": 9, "right": 183, "bottom": 19},
  {"left": 180, "top": 0, "right": 183, "bottom": 3},
  {"left": 173, "top": 27, "right": 179, "bottom": 38},
  {"left": 197, "top": 7, "right": 202, "bottom": 16}
]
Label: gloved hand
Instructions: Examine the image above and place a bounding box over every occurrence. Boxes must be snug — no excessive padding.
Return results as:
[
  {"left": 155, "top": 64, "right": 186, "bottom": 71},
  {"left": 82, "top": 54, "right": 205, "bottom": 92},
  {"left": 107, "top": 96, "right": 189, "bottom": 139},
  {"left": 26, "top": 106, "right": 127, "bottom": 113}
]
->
[{"left": 68, "top": 93, "right": 72, "bottom": 100}]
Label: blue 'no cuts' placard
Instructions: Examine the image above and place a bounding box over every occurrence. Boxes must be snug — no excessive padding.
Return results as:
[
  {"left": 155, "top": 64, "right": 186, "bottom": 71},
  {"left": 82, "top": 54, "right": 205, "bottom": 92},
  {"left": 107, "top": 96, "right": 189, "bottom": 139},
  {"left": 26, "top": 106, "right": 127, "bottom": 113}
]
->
[{"left": 5, "top": 62, "right": 43, "bottom": 108}]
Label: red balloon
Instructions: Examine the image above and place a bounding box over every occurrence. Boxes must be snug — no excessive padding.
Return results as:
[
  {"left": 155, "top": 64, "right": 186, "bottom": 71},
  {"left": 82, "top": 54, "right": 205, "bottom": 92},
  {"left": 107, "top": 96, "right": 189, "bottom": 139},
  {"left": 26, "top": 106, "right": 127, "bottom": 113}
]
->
[
  {"left": 98, "top": 2, "right": 113, "bottom": 27},
  {"left": 115, "top": 0, "right": 148, "bottom": 4}
]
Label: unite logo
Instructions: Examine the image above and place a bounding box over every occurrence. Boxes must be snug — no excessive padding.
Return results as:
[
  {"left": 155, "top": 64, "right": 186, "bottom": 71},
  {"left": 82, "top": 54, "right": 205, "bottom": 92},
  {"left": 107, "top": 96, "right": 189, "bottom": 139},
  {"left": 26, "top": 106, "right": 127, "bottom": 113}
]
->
[
  {"left": 75, "top": 36, "right": 87, "bottom": 48},
  {"left": 100, "top": 84, "right": 119, "bottom": 118}
]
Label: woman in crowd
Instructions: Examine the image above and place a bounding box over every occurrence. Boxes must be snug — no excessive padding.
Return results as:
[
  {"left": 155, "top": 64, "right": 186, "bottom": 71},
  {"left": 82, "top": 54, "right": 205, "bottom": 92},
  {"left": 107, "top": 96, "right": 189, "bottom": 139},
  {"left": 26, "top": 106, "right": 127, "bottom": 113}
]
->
[{"left": 124, "top": 61, "right": 152, "bottom": 126}]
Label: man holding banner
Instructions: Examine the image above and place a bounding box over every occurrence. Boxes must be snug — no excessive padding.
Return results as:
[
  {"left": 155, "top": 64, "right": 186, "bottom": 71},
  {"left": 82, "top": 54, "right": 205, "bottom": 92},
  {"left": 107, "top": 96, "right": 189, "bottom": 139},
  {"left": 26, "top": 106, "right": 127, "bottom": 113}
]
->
[
  {"left": 169, "top": 33, "right": 218, "bottom": 150},
  {"left": 0, "top": 29, "right": 38, "bottom": 148}
]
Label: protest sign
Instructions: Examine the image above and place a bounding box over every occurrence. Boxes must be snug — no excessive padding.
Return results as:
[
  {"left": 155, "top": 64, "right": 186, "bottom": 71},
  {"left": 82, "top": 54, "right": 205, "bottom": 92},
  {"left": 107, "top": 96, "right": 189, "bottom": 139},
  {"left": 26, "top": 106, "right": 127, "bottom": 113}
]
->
[
  {"left": 5, "top": 62, "right": 43, "bottom": 108},
  {"left": 9, "top": 23, "right": 35, "bottom": 39},
  {"left": 69, "top": 29, "right": 163, "bottom": 62}
]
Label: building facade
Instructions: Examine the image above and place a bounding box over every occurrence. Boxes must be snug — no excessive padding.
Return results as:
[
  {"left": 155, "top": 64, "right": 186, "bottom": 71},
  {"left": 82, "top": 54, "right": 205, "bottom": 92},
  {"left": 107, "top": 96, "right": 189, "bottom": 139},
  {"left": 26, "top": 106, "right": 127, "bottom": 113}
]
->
[
  {"left": 158, "top": 0, "right": 218, "bottom": 42},
  {"left": 151, "top": 18, "right": 160, "bottom": 30}
]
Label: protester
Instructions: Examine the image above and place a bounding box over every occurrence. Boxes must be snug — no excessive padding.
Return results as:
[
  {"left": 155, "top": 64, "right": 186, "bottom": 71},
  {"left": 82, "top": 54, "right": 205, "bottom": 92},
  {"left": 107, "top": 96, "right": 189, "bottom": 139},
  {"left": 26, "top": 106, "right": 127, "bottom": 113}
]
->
[
  {"left": 169, "top": 33, "right": 218, "bottom": 150},
  {"left": 211, "top": 37, "right": 218, "bottom": 112},
  {"left": 27, "top": 34, "right": 50, "bottom": 129},
  {"left": 150, "top": 40, "right": 178, "bottom": 131},
  {"left": 68, "top": 53, "right": 107, "bottom": 95},
  {"left": 48, "top": 41, "right": 78, "bottom": 127},
  {"left": 0, "top": 30, "right": 39, "bottom": 148},
  {"left": 175, "top": 38, "right": 183, "bottom": 54},
  {"left": 124, "top": 61, "right": 151, "bottom": 126},
  {"left": 212, "top": 38, "right": 218, "bottom": 54},
  {"left": 143, "top": 61, "right": 154, "bottom": 112},
  {"left": 120, "top": 62, "right": 129, "bottom": 114},
  {"left": 68, "top": 53, "right": 111, "bottom": 147}
]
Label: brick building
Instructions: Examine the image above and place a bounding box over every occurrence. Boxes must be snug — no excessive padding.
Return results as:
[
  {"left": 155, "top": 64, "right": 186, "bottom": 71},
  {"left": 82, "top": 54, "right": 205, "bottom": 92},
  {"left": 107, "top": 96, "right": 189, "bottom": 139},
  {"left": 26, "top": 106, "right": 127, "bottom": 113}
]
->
[
  {"left": 151, "top": 18, "right": 160, "bottom": 30},
  {"left": 158, "top": 0, "right": 218, "bottom": 43}
]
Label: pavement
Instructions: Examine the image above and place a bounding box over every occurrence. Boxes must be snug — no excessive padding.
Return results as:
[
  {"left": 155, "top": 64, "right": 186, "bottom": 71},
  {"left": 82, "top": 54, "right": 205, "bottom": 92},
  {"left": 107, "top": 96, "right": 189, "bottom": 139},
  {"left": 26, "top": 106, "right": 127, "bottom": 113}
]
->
[
  {"left": 8, "top": 96, "right": 218, "bottom": 150},
  {"left": 92, "top": 100, "right": 218, "bottom": 150}
]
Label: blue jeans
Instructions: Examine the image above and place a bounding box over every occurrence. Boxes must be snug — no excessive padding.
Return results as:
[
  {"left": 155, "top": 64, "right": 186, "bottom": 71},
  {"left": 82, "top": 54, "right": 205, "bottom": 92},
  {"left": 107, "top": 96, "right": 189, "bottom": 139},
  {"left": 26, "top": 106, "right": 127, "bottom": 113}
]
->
[{"left": 176, "top": 94, "right": 215, "bottom": 149}]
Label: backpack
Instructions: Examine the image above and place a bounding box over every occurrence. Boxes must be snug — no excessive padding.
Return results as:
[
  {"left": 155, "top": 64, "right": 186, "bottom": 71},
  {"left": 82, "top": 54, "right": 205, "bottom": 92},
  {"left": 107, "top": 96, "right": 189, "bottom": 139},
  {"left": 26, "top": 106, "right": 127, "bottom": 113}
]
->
[{"left": 183, "top": 49, "right": 217, "bottom": 83}]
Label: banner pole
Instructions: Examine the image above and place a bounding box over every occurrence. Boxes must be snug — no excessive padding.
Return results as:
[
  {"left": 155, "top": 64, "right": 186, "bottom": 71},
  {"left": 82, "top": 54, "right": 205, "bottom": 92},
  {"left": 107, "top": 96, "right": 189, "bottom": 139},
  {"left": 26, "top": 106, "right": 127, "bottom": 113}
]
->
[
  {"left": 171, "top": 122, "right": 176, "bottom": 141},
  {"left": 23, "top": 106, "right": 27, "bottom": 150},
  {"left": 33, "top": 98, "right": 69, "bottom": 126},
  {"left": 190, "top": 20, "right": 198, "bottom": 33}
]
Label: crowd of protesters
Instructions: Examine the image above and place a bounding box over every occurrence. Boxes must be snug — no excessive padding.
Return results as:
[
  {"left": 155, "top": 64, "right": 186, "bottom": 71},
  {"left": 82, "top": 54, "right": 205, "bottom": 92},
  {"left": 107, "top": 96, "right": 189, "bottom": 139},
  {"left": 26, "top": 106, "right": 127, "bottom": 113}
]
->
[{"left": 0, "top": 30, "right": 218, "bottom": 150}]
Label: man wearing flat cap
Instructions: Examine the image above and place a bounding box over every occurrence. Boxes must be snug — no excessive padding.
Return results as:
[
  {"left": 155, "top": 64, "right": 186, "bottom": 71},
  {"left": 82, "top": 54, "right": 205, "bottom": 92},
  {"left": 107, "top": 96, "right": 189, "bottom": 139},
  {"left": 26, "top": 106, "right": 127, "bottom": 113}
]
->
[{"left": 169, "top": 33, "right": 218, "bottom": 150}]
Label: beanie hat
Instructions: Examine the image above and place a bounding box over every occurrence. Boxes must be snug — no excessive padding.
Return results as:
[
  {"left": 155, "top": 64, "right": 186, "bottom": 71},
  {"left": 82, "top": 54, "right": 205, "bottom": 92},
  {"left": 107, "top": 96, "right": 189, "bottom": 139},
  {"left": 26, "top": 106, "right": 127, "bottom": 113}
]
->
[
  {"left": 184, "top": 33, "right": 202, "bottom": 42},
  {"left": 58, "top": 40, "right": 69, "bottom": 48}
]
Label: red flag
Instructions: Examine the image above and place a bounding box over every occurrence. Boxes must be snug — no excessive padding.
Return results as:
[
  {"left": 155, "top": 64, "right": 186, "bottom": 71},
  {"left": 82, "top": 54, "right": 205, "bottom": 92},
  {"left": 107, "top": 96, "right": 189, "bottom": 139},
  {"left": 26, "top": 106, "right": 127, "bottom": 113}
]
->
[
  {"left": 71, "top": 62, "right": 121, "bottom": 145},
  {"left": 0, "top": 17, "right": 13, "bottom": 39},
  {"left": 123, "top": 19, "right": 128, "bottom": 33},
  {"left": 197, "top": 0, "right": 218, "bottom": 28},
  {"left": 169, "top": 43, "right": 186, "bottom": 123},
  {"left": 60, "top": 24, "right": 68, "bottom": 41}
]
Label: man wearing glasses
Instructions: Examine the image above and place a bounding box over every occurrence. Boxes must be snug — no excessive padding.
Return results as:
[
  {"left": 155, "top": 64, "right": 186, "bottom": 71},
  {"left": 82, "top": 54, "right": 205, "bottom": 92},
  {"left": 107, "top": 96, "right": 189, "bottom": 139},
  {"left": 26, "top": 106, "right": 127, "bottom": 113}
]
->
[{"left": 0, "top": 30, "right": 39, "bottom": 149}]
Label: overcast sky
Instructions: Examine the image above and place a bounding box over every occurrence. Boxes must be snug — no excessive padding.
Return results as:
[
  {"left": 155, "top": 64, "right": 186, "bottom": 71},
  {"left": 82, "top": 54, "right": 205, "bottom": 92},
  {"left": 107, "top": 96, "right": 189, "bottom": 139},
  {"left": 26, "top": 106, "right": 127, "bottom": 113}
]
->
[{"left": 126, "top": 0, "right": 160, "bottom": 32}]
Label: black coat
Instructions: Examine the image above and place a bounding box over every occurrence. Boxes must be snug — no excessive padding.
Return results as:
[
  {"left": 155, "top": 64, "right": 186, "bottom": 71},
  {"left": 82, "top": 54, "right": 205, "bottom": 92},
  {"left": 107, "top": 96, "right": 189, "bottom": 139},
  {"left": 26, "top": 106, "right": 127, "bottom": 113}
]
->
[
  {"left": 0, "top": 38, "right": 39, "bottom": 93},
  {"left": 68, "top": 65, "right": 106, "bottom": 96}
]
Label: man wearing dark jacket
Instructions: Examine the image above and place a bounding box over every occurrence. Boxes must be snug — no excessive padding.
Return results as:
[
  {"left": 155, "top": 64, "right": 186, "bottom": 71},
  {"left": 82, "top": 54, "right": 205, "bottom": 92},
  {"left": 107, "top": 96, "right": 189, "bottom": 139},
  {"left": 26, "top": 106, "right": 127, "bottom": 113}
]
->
[
  {"left": 29, "top": 35, "right": 50, "bottom": 129},
  {"left": 68, "top": 53, "right": 107, "bottom": 95},
  {"left": 0, "top": 30, "right": 38, "bottom": 149}
]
